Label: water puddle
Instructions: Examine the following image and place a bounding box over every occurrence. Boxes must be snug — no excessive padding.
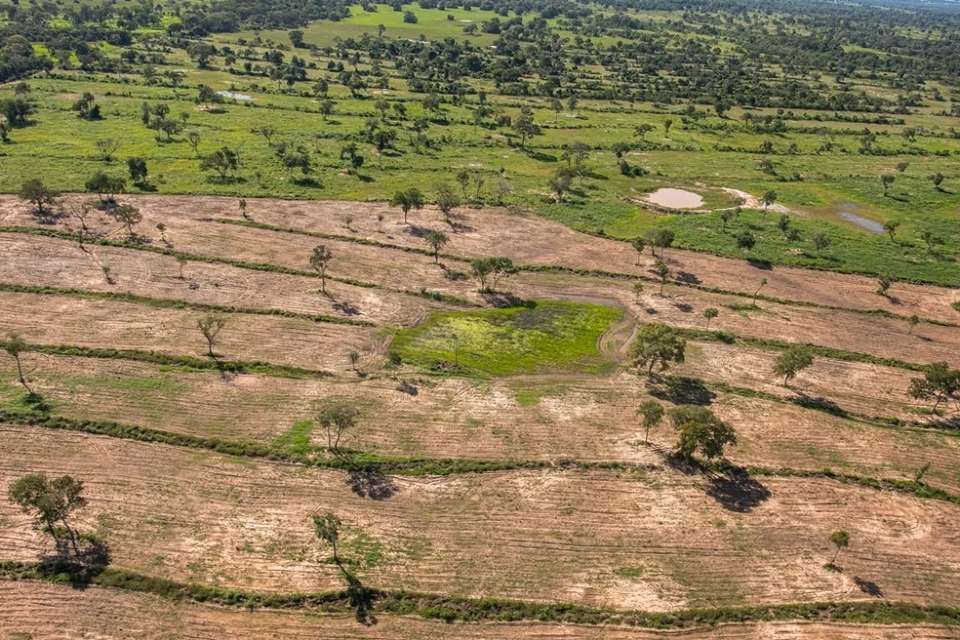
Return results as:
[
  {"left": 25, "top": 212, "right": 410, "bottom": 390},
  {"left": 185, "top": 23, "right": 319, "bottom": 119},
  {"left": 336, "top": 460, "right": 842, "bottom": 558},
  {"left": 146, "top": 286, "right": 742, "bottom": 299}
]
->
[
  {"left": 645, "top": 188, "right": 704, "bottom": 209},
  {"left": 216, "top": 90, "right": 253, "bottom": 101},
  {"left": 837, "top": 204, "right": 883, "bottom": 234}
]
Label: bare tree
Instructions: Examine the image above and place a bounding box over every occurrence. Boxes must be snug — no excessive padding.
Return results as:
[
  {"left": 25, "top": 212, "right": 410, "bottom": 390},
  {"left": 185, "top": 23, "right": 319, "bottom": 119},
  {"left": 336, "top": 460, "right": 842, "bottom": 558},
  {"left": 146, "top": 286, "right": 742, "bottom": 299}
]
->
[{"left": 197, "top": 313, "right": 227, "bottom": 356}]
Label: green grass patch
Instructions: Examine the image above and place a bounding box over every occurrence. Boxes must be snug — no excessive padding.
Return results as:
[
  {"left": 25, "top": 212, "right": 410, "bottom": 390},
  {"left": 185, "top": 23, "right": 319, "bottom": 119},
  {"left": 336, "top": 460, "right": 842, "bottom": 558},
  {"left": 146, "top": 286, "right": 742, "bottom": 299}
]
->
[
  {"left": 614, "top": 566, "right": 645, "bottom": 579},
  {"left": 389, "top": 300, "right": 623, "bottom": 377},
  {"left": 272, "top": 420, "right": 316, "bottom": 457}
]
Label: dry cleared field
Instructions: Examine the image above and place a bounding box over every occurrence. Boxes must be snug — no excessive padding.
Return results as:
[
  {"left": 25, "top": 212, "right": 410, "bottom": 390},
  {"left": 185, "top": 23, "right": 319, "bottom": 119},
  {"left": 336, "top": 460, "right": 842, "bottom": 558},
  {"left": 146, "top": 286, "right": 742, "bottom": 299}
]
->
[{"left": 1, "top": 195, "right": 959, "bottom": 637}]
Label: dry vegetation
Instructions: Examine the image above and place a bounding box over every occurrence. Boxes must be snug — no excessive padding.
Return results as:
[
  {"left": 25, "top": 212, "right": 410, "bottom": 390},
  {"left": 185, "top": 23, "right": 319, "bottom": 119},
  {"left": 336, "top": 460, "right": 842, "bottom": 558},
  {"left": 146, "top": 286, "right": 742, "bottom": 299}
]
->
[{"left": 1, "top": 195, "right": 959, "bottom": 636}]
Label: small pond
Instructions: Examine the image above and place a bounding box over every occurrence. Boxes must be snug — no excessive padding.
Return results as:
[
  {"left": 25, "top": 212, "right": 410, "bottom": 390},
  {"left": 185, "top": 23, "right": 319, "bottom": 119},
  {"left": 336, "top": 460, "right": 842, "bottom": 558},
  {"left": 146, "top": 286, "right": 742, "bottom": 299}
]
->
[
  {"left": 645, "top": 188, "right": 704, "bottom": 209},
  {"left": 837, "top": 204, "right": 884, "bottom": 234},
  {"left": 216, "top": 90, "right": 253, "bottom": 101}
]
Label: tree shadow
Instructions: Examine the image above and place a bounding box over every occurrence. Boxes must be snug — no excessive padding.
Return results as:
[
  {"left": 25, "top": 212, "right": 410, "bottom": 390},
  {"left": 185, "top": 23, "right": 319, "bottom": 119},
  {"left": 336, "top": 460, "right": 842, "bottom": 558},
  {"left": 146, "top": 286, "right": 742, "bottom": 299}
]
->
[
  {"left": 204, "top": 175, "right": 247, "bottom": 185},
  {"left": 790, "top": 392, "right": 848, "bottom": 418},
  {"left": 747, "top": 258, "right": 773, "bottom": 270},
  {"left": 346, "top": 469, "right": 399, "bottom": 500},
  {"left": 37, "top": 538, "right": 112, "bottom": 590},
  {"left": 332, "top": 300, "right": 361, "bottom": 316},
  {"left": 651, "top": 376, "right": 716, "bottom": 406},
  {"left": 481, "top": 291, "right": 526, "bottom": 307},
  {"left": 674, "top": 271, "right": 701, "bottom": 285},
  {"left": 854, "top": 576, "right": 883, "bottom": 597},
  {"left": 674, "top": 303, "right": 693, "bottom": 313},
  {"left": 344, "top": 571, "right": 378, "bottom": 625},
  {"left": 22, "top": 391, "right": 52, "bottom": 413},
  {"left": 704, "top": 467, "right": 771, "bottom": 513},
  {"left": 404, "top": 224, "right": 431, "bottom": 238},
  {"left": 396, "top": 380, "right": 418, "bottom": 396},
  {"left": 523, "top": 149, "right": 557, "bottom": 162}
]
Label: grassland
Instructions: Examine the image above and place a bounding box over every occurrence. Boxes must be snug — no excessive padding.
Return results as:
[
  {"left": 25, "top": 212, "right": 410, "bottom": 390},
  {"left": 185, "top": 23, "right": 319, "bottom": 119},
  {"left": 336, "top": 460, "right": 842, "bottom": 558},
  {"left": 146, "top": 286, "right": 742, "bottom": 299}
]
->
[{"left": 389, "top": 300, "right": 623, "bottom": 376}]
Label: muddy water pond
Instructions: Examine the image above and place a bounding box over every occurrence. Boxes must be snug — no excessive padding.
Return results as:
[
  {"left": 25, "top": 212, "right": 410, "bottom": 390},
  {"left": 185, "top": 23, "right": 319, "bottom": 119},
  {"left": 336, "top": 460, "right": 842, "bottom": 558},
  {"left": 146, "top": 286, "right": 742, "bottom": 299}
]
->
[
  {"left": 646, "top": 188, "right": 705, "bottom": 209},
  {"left": 837, "top": 204, "right": 884, "bottom": 234}
]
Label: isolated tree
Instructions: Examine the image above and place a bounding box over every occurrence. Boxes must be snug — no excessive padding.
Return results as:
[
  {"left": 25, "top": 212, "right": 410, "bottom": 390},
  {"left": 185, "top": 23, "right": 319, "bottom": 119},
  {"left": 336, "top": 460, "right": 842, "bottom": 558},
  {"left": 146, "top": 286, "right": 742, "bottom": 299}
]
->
[
  {"left": 313, "top": 511, "right": 342, "bottom": 566},
  {"left": 908, "top": 362, "right": 960, "bottom": 412},
  {"left": 3, "top": 332, "right": 32, "bottom": 395},
  {"left": 663, "top": 118, "right": 673, "bottom": 137},
  {"left": 644, "top": 228, "right": 675, "bottom": 257},
  {"left": 671, "top": 405, "right": 737, "bottom": 462},
  {"left": 109, "top": 204, "right": 142, "bottom": 238},
  {"left": 634, "top": 123, "right": 654, "bottom": 142},
  {"left": 896, "top": 161, "right": 909, "bottom": 173},
  {"left": 880, "top": 173, "right": 895, "bottom": 197},
  {"left": 653, "top": 259, "right": 671, "bottom": 295},
  {"left": 638, "top": 399, "right": 664, "bottom": 443},
  {"left": 9, "top": 473, "right": 87, "bottom": 556},
  {"left": 760, "top": 190, "right": 777, "bottom": 216},
  {"left": 919, "top": 231, "right": 943, "bottom": 254},
  {"left": 774, "top": 346, "right": 815, "bottom": 387},
  {"left": 930, "top": 172, "right": 945, "bottom": 191},
  {"left": 720, "top": 209, "right": 734, "bottom": 230},
  {"left": 348, "top": 350, "right": 360, "bottom": 372},
  {"left": 512, "top": 106, "right": 540, "bottom": 150},
  {"left": 883, "top": 219, "right": 900, "bottom": 241},
  {"left": 200, "top": 147, "right": 240, "bottom": 179},
  {"left": 176, "top": 255, "right": 188, "bottom": 279},
  {"left": 456, "top": 169, "right": 470, "bottom": 198},
  {"left": 309, "top": 245, "right": 333, "bottom": 294},
  {"left": 494, "top": 179, "right": 513, "bottom": 205},
  {"left": 127, "top": 157, "right": 148, "bottom": 184},
  {"left": 908, "top": 315, "right": 920, "bottom": 334},
  {"left": 630, "top": 322, "right": 686, "bottom": 376},
  {"left": 95, "top": 138, "right": 120, "bottom": 162},
  {"left": 238, "top": 198, "right": 248, "bottom": 219},
  {"left": 319, "top": 99, "right": 335, "bottom": 120},
  {"left": 631, "top": 237, "right": 645, "bottom": 265},
  {"left": 425, "top": 229, "right": 448, "bottom": 263},
  {"left": 633, "top": 281, "right": 644, "bottom": 304},
  {"left": 197, "top": 313, "right": 227, "bottom": 357},
  {"left": 435, "top": 183, "right": 460, "bottom": 222},
  {"left": 876, "top": 273, "right": 894, "bottom": 296},
  {"left": 85, "top": 171, "right": 126, "bottom": 203},
  {"left": 319, "top": 402, "right": 359, "bottom": 453},
  {"left": 829, "top": 530, "right": 850, "bottom": 566},
  {"left": 187, "top": 131, "right": 202, "bottom": 157},
  {"left": 390, "top": 188, "right": 425, "bottom": 223},
  {"left": 737, "top": 231, "right": 756, "bottom": 251},
  {"left": 752, "top": 278, "right": 767, "bottom": 306},
  {"left": 811, "top": 232, "right": 831, "bottom": 254},
  {"left": 18, "top": 179, "right": 60, "bottom": 216},
  {"left": 703, "top": 307, "right": 719, "bottom": 329}
]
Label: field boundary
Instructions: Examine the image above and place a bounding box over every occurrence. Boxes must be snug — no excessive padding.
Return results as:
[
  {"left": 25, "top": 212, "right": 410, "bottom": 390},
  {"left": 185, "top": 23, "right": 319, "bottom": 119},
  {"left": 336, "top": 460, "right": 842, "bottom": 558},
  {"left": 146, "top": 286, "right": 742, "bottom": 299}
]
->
[{"left": 1, "top": 562, "right": 959, "bottom": 629}]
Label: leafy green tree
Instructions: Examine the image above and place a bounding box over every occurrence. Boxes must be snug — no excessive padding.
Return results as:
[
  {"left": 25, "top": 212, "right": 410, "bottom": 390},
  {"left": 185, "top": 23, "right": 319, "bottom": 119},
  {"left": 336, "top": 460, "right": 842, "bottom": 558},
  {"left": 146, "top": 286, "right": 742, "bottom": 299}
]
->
[
  {"left": 512, "top": 106, "right": 540, "bottom": 150},
  {"left": 774, "top": 346, "right": 815, "bottom": 386},
  {"left": 197, "top": 313, "right": 227, "bottom": 357},
  {"left": 127, "top": 157, "right": 148, "bottom": 184},
  {"left": 630, "top": 322, "right": 686, "bottom": 376},
  {"left": 811, "top": 232, "right": 831, "bottom": 254},
  {"left": 883, "top": 219, "right": 900, "bottom": 241},
  {"left": 908, "top": 362, "right": 960, "bottom": 412},
  {"left": 919, "top": 231, "right": 943, "bottom": 254},
  {"left": 737, "top": 231, "right": 756, "bottom": 251},
  {"left": 313, "top": 511, "right": 342, "bottom": 565},
  {"left": 880, "top": 173, "right": 895, "bottom": 197},
  {"left": 85, "top": 171, "right": 126, "bottom": 203},
  {"left": 0, "top": 97, "right": 34, "bottom": 127},
  {"left": 703, "top": 307, "right": 719, "bottom": 329},
  {"left": 653, "top": 259, "right": 671, "bottom": 295},
  {"left": 18, "top": 179, "right": 60, "bottom": 216},
  {"left": 829, "top": 530, "right": 850, "bottom": 565},
  {"left": 634, "top": 123, "right": 654, "bottom": 141},
  {"left": 95, "top": 138, "right": 120, "bottom": 161},
  {"left": 200, "top": 147, "right": 240, "bottom": 179},
  {"left": 109, "top": 203, "right": 142, "bottom": 238},
  {"left": 930, "top": 172, "right": 945, "bottom": 191},
  {"left": 638, "top": 399, "right": 664, "bottom": 442},
  {"left": 761, "top": 190, "right": 777, "bottom": 216},
  {"left": 435, "top": 183, "right": 460, "bottom": 221},
  {"left": 390, "top": 188, "right": 425, "bottom": 223},
  {"left": 670, "top": 405, "right": 737, "bottom": 461},
  {"left": 3, "top": 332, "right": 32, "bottom": 395},
  {"left": 9, "top": 473, "right": 86, "bottom": 556},
  {"left": 425, "top": 229, "right": 448, "bottom": 263},
  {"left": 631, "top": 237, "right": 645, "bottom": 265},
  {"left": 319, "top": 402, "right": 359, "bottom": 453},
  {"left": 456, "top": 169, "right": 470, "bottom": 198},
  {"left": 309, "top": 245, "right": 333, "bottom": 294},
  {"left": 633, "top": 281, "right": 644, "bottom": 303}
]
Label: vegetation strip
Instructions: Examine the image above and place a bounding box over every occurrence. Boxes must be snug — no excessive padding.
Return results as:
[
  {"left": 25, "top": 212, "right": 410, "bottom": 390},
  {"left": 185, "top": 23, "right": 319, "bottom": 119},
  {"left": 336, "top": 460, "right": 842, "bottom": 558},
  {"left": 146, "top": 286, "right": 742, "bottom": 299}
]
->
[
  {"left": 679, "top": 328, "right": 927, "bottom": 372},
  {"left": 4, "top": 409, "right": 959, "bottom": 506},
  {"left": 209, "top": 218, "right": 956, "bottom": 327},
  {"left": 0, "top": 341, "right": 327, "bottom": 379},
  {"left": 1, "top": 561, "right": 959, "bottom": 628},
  {"left": 0, "top": 226, "right": 380, "bottom": 290},
  {"left": 0, "top": 282, "right": 374, "bottom": 327}
]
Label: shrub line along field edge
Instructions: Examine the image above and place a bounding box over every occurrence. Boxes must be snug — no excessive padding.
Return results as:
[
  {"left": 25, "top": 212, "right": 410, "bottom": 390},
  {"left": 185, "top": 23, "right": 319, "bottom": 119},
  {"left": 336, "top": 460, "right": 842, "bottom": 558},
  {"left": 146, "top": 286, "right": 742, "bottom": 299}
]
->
[
  {"left": 1, "top": 561, "right": 959, "bottom": 629},
  {"left": 2, "top": 409, "right": 957, "bottom": 506}
]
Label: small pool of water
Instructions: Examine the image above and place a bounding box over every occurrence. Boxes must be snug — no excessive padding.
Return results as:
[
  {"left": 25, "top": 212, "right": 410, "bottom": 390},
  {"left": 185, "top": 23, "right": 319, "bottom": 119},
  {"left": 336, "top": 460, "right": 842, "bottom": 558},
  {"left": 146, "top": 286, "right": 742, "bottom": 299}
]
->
[
  {"left": 838, "top": 209, "right": 884, "bottom": 234},
  {"left": 645, "top": 188, "right": 705, "bottom": 209},
  {"left": 216, "top": 90, "right": 253, "bottom": 101}
]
